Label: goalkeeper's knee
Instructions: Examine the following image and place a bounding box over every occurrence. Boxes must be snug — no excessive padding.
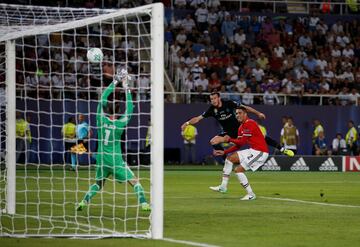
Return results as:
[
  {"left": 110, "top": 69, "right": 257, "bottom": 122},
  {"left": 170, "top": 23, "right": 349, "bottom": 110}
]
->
[{"left": 96, "top": 179, "right": 106, "bottom": 190}]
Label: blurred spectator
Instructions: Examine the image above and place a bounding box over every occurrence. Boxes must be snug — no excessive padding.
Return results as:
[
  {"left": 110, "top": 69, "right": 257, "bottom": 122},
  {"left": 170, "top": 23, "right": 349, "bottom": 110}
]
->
[
  {"left": 345, "top": 120, "right": 358, "bottom": 155},
  {"left": 314, "top": 131, "right": 331, "bottom": 156},
  {"left": 242, "top": 87, "right": 254, "bottom": 105},
  {"left": 207, "top": 8, "right": 218, "bottom": 27},
  {"left": 176, "top": 28, "right": 187, "bottom": 46},
  {"left": 174, "top": 0, "right": 186, "bottom": 8},
  {"left": 298, "top": 33, "right": 312, "bottom": 47},
  {"left": 263, "top": 87, "right": 280, "bottom": 105},
  {"left": 190, "top": 62, "right": 203, "bottom": 80},
  {"left": 208, "top": 72, "right": 221, "bottom": 91},
  {"left": 195, "top": 72, "right": 209, "bottom": 91},
  {"left": 256, "top": 52, "right": 269, "bottom": 70},
  {"left": 295, "top": 66, "right": 309, "bottom": 80},
  {"left": 181, "top": 15, "right": 196, "bottom": 33},
  {"left": 181, "top": 124, "right": 198, "bottom": 164},
  {"left": 332, "top": 20, "right": 344, "bottom": 34},
  {"left": 332, "top": 133, "right": 347, "bottom": 155},
  {"left": 322, "top": 66, "right": 335, "bottom": 82},
  {"left": 16, "top": 111, "right": 32, "bottom": 163},
  {"left": 236, "top": 76, "right": 247, "bottom": 93},
  {"left": 62, "top": 117, "right": 76, "bottom": 164},
  {"left": 338, "top": 87, "right": 351, "bottom": 106},
  {"left": 234, "top": 28, "right": 246, "bottom": 46},
  {"left": 221, "top": 14, "right": 237, "bottom": 44},
  {"left": 312, "top": 119, "right": 324, "bottom": 154},
  {"left": 138, "top": 72, "right": 150, "bottom": 100},
  {"left": 207, "top": 0, "right": 221, "bottom": 9},
  {"left": 195, "top": 3, "right": 208, "bottom": 32},
  {"left": 280, "top": 117, "right": 299, "bottom": 154},
  {"left": 349, "top": 88, "right": 360, "bottom": 105}
]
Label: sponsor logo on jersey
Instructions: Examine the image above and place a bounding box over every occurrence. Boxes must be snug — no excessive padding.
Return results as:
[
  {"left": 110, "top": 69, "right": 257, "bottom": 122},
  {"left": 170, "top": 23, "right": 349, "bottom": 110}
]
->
[
  {"left": 290, "top": 157, "right": 309, "bottom": 171},
  {"left": 261, "top": 157, "right": 281, "bottom": 171},
  {"left": 319, "top": 158, "right": 338, "bottom": 171}
]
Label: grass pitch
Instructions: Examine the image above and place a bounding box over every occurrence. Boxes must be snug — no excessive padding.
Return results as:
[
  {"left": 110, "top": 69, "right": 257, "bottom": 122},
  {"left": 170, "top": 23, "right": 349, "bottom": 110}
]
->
[{"left": 1, "top": 167, "right": 360, "bottom": 247}]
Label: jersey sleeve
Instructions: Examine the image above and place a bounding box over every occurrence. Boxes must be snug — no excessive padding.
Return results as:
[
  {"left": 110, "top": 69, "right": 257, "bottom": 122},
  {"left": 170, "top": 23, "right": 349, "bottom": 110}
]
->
[
  {"left": 114, "top": 89, "right": 134, "bottom": 127},
  {"left": 96, "top": 81, "right": 116, "bottom": 120},
  {"left": 201, "top": 106, "right": 214, "bottom": 118}
]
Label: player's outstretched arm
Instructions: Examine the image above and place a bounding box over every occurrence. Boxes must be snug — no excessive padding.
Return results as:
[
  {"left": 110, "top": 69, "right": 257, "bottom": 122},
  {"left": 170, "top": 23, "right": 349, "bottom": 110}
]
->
[
  {"left": 241, "top": 105, "right": 266, "bottom": 120},
  {"left": 181, "top": 115, "right": 203, "bottom": 130},
  {"left": 115, "top": 69, "right": 134, "bottom": 125},
  {"left": 96, "top": 80, "right": 116, "bottom": 117}
]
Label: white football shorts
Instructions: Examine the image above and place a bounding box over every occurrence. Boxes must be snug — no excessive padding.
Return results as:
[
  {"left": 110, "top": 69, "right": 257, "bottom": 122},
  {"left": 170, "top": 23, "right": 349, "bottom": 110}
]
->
[{"left": 237, "top": 148, "right": 269, "bottom": 171}]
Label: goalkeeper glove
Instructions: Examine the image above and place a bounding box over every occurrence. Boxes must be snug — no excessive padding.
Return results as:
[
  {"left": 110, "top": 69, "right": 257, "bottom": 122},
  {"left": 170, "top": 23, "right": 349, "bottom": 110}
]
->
[{"left": 114, "top": 69, "right": 131, "bottom": 89}]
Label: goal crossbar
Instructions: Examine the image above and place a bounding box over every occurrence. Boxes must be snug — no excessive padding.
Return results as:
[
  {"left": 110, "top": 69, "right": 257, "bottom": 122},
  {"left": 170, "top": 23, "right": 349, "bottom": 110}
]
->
[{"left": 0, "top": 4, "right": 155, "bottom": 42}]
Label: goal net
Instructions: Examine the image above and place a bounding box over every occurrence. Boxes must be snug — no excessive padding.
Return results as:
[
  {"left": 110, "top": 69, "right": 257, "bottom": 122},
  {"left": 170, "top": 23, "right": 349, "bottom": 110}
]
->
[{"left": 0, "top": 3, "right": 164, "bottom": 239}]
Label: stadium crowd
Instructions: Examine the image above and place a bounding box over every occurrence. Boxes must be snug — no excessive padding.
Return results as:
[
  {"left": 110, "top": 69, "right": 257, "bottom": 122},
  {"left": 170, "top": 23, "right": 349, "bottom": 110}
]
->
[
  {"left": 1, "top": 0, "right": 359, "bottom": 105},
  {"left": 167, "top": 2, "right": 360, "bottom": 105}
]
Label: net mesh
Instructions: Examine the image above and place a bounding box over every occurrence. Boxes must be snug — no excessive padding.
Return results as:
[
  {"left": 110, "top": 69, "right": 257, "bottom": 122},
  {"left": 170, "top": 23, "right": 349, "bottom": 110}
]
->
[{"left": 0, "top": 3, "right": 153, "bottom": 238}]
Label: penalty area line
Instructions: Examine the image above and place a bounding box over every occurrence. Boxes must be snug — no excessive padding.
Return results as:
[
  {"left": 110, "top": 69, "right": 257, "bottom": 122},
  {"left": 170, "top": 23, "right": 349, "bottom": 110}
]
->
[
  {"left": 162, "top": 238, "right": 220, "bottom": 247},
  {"left": 260, "top": 196, "right": 360, "bottom": 208}
]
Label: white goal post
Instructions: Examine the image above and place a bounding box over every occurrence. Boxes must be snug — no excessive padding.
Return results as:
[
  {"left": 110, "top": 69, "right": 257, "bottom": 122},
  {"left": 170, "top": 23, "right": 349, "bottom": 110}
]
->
[{"left": 0, "top": 3, "right": 163, "bottom": 239}]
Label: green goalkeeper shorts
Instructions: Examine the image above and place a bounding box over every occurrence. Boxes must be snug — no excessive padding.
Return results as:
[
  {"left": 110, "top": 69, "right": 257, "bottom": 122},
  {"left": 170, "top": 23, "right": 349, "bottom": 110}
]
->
[{"left": 95, "top": 164, "right": 135, "bottom": 182}]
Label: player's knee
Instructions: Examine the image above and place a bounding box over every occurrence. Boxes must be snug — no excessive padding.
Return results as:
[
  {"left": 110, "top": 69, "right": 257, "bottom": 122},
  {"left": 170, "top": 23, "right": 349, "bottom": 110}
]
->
[
  {"left": 227, "top": 153, "right": 238, "bottom": 164},
  {"left": 96, "top": 179, "right": 105, "bottom": 189},
  {"left": 234, "top": 166, "right": 245, "bottom": 173}
]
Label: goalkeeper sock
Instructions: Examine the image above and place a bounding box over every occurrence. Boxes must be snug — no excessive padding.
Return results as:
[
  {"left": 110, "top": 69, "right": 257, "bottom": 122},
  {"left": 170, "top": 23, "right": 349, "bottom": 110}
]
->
[
  {"left": 84, "top": 184, "right": 101, "bottom": 203},
  {"left": 134, "top": 183, "right": 147, "bottom": 204},
  {"left": 71, "top": 154, "right": 76, "bottom": 169},
  {"left": 236, "top": 172, "right": 254, "bottom": 195}
]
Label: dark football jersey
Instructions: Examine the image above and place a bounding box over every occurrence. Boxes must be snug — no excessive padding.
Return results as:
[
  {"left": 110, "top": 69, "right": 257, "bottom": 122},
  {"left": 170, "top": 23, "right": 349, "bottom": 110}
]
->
[{"left": 202, "top": 100, "right": 240, "bottom": 138}]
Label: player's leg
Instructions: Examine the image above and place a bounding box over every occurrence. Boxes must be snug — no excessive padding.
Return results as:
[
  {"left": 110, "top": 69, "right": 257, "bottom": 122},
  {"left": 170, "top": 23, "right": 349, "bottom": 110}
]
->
[
  {"left": 265, "top": 135, "right": 294, "bottom": 157},
  {"left": 209, "top": 132, "right": 235, "bottom": 192},
  {"left": 70, "top": 153, "right": 76, "bottom": 170},
  {"left": 209, "top": 158, "right": 233, "bottom": 193},
  {"left": 77, "top": 165, "right": 109, "bottom": 211},
  {"left": 234, "top": 149, "right": 269, "bottom": 200},
  {"left": 114, "top": 165, "right": 150, "bottom": 211},
  {"left": 227, "top": 151, "right": 256, "bottom": 200}
]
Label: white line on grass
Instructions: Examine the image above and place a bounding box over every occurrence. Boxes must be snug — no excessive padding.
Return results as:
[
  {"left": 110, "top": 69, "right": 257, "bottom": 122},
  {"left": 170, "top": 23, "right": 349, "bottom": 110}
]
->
[
  {"left": 163, "top": 238, "right": 220, "bottom": 247},
  {"left": 9, "top": 214, "right": 220, "bottom": 246},
  {"left": 260, "top": 196, "right": 360, "bottom": 208}
]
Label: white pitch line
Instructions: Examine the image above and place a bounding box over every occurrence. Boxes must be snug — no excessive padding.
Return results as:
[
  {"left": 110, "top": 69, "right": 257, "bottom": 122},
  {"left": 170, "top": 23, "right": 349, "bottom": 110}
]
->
[
  {"left": 163, "top": 237, "right": 221, "bottom": 247},
  {"left": 260, "top": 196, "right": 360, "bottom": 208}
]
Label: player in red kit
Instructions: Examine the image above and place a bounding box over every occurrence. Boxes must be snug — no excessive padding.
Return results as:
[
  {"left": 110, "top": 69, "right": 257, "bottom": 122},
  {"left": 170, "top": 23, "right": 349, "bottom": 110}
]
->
[{"left": 211, "top": 106, "right": 269, "bottom": 200}]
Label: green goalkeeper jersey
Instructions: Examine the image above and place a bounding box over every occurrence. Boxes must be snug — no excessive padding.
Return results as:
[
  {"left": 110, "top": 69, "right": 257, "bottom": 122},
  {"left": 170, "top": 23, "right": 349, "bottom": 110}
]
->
[{"left": 96, "top": 81, "right": 133, "bottom": 167}]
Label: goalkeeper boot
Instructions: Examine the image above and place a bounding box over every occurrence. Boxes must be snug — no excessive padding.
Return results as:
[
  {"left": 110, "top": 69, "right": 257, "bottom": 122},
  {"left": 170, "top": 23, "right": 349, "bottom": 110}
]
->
[
  {"left": 240, "top": 193, "right": 256, "bottom": 201},
  {"left": 76, "top": 200, "right": 87, "bottom": 211},
  {"left": 141, "top": 202, "right": 151, "bottom": 211},
  {"left": 209, "top": 185, "right": 227, "bottom": 193},
  {"left": 282, "top": 149, "right": 294, "bottom": 157}
]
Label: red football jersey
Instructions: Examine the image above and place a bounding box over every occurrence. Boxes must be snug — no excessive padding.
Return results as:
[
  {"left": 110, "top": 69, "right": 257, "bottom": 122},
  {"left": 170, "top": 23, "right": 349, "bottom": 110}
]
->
[{"left": 224, "top": 117, "right": 269, "bottom": 154}]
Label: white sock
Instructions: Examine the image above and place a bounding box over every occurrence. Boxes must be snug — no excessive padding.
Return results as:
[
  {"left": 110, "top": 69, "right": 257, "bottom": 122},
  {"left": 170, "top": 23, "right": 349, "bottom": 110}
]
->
[
  {"left": 236, "top": 172, "right": 254, "bottom": 195},
  {"left": 220, "top": 175, "right": 230, "bottom": 189},
  {"left": 220, "top": 159, "right": 233, "bottom": 189}
]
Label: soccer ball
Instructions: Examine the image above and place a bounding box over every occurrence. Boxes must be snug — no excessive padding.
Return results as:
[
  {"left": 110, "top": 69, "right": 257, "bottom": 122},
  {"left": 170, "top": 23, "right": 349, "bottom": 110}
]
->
[{"left": 87, "top": 48, "right": 103, "bottom": 63}]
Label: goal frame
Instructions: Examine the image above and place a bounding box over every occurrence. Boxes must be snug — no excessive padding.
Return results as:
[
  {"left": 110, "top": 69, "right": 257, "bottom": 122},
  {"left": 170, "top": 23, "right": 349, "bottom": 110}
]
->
[{"left": 2, "top": 3, "right": 164, "bottom": 239}]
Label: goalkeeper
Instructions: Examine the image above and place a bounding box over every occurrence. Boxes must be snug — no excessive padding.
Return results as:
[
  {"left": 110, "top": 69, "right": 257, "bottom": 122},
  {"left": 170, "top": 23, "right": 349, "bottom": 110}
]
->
[{"left": 77, "top": 69, "right": 150, "bottom": 212}]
